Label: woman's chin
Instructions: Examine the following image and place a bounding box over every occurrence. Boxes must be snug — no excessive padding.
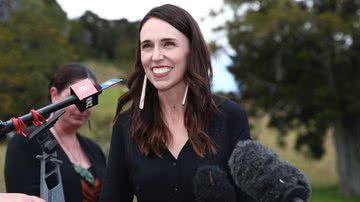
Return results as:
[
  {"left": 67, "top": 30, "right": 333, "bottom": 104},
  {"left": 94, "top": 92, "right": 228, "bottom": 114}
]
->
[
  {"left": 153, "top": 83, "right": 173, "bottom": 92},
  {"left": 69, "top": 119, "right": 87, "bottom": 127}
]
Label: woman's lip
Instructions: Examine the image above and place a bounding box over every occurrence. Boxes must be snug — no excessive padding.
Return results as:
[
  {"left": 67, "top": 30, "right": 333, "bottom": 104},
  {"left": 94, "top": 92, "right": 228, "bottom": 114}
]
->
[
  {"left": 150, "top": 65, "right": 173, "bottom": 70},
  {"left": 151, "top": 65, "right": 173, "bottom": 78},
  {"left": 153, "top": 71, "right": 171, "bottom": 78}
]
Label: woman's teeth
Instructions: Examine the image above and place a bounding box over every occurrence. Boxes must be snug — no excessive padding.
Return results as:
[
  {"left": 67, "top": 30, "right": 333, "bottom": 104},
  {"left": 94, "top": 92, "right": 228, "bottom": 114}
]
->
[{"left": 153, "top": 67, "right": 171, "bottom": 74}]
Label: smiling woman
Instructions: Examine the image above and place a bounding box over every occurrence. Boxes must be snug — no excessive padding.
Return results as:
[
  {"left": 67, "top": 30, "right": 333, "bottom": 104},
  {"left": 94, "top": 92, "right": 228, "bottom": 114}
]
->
[{"left": 100, "top": 4, "right": 254, "bottom": 202}]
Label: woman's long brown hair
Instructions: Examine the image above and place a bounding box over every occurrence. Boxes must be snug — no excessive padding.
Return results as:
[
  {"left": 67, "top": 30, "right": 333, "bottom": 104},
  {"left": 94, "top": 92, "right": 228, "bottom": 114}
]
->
[{"left": 115, "top": 4, "right": 219, "bottom": 157}]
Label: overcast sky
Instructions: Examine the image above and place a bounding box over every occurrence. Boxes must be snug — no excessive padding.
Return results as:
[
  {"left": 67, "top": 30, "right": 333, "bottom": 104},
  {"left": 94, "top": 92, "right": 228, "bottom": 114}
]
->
[{"left": 56, "top": 0, "right": 237, "bottom": 92}]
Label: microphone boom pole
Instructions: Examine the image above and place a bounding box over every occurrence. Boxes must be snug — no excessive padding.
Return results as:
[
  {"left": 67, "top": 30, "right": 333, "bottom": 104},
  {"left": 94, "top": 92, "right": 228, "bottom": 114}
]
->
[{"left": 0, "top": 78, "right": 126, "bottom": 136}]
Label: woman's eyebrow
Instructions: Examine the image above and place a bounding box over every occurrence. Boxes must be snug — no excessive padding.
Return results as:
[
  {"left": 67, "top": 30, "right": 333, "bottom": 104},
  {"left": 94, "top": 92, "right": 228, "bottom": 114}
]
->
[
  {"left": 140, "top": 39, "right": 152, "bottom": 45},
  {"left": 161, "top": 38, "right": 177, "bottom": 42}
]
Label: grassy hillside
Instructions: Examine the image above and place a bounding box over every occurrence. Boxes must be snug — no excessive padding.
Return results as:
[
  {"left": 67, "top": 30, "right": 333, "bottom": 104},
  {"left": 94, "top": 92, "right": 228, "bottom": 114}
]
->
[{"left": 251, "top": 116, "right": 338, "bottom": 187}]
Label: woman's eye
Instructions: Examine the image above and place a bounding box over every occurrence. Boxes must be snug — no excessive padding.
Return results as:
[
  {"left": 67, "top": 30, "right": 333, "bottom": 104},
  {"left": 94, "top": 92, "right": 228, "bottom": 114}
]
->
[
  {"left": 164, "top": 41, "right": 175, "bottom": 47},
  {"left": 141, "top": 43, "right": 152, "bottom": 49}
]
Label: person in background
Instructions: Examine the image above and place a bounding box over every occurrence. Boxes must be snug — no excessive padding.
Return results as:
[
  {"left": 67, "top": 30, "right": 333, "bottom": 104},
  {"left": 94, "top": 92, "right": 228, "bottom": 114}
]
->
[
  {"left": 5, "top": 63, "right": 106, "bottom": 202},
  {"left": 100, "top": 4, "right": 255, "bottom": 202}
]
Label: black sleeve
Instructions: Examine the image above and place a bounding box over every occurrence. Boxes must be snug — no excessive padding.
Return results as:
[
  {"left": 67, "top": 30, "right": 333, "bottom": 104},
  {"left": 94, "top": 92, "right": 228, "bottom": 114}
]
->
[
  {"left": 95, "top": 142, "right": 106, "bottom": 167},
  {"left": 99, "top": 114, "right": 133, "bottom": 202},
  {"left": 221, "top": 99, "right": 256, "bottom": 202},
  {"left": 223, "top": 98, "right": 251, "bottom": 147},
  {"left": 93, "top": 141, "right": 107, "bottom": 182},
  {"left": 4, "top": 134, "right": 42, "bottom": 195}
]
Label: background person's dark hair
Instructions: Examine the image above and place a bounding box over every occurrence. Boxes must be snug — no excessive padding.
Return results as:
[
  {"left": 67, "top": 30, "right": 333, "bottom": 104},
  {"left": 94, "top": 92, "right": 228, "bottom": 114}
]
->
[
  {"left": 115, "top": 4, "right": 219, "bottom": 157},
  {"left": 48, "top": 63, "right": 97, "bottom": 101}
]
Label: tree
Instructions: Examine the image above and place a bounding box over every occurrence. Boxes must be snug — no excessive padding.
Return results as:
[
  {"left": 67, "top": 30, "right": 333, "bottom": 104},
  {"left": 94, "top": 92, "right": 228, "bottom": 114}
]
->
[
  {"left": 68, "top": 11, "right": 138, "bottom": 66},
  {"left": 0, "top": 0, "right": 76, "bottom": 121},
  {"left": 215, "top": 0, "right": 360, "bottom": 196}
]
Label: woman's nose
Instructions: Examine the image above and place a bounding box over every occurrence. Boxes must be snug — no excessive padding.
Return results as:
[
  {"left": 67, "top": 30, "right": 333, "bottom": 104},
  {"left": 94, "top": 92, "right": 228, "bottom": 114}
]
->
[{"left": 151, "top": 46, "right": 164, "bottom": 61}]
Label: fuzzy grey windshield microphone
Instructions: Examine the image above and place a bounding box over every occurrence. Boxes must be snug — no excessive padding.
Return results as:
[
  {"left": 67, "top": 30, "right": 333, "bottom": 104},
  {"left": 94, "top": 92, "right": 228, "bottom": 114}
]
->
[
  {"left": 193, "top": 165, "right": 236, "bottom": 202},
  {"left": 229, "top": 140, "right": 311, "bottom": 202}
]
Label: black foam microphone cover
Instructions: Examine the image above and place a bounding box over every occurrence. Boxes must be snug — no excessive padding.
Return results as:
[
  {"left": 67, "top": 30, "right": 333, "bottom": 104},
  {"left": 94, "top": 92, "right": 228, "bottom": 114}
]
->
[{"left": 229, "top": 140, "right": 311, "bottom": 202}]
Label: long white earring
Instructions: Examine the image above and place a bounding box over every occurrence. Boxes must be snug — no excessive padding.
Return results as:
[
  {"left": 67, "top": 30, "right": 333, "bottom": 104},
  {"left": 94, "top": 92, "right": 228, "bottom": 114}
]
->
[
  {"left": 182, "top": 84, "right": 189, "bottom": 106},
  {"left": 139, "top": 75, "right": 147, "bottom": 109}
]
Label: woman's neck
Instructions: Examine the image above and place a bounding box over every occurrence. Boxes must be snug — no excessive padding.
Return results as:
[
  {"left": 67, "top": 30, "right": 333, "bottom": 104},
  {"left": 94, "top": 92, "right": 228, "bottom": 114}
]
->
[
  {"left": 158, "top": 82, "right": 186, "bottom": 123},
  {"left": 50, "top": 122, "right": 90, "bottom": 168},
  {"left": 51, "top": 123, "right": 77, "bottom": 141}
]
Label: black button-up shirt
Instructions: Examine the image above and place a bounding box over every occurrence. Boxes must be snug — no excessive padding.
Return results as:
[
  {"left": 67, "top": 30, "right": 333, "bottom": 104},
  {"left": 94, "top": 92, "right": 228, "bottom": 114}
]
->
[{"left": 100, "top": 96, "right": 255, "bottom": 202}]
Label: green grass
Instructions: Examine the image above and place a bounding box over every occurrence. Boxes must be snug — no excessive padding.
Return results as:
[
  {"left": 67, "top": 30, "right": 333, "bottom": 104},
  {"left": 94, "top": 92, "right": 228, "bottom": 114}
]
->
[
  {"left": 0, "top": 142, "right": 6, "bottom": 192},
  {"left": 78, "top": 86, "right": 128, "bottom": 155},
  {"left": 252, "top": 115, "right": 338, "bottom": 187},
  {"left": 311, "top": 186, "right": 360, "bottom": 202},
  {"left": 85, "top": 60, "right": 130, "bottom": 82}
]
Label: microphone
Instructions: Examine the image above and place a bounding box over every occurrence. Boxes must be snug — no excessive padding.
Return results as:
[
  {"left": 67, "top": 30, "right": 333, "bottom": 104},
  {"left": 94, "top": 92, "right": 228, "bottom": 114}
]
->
[
  {"left": 228, "top": 140, "right": 311, "bottom": 202},
  {"left": 0, "top": 78, "right": 126, "bottom": 136},
  {"left": 193, "top": 165, "right": 236, "bottom": 202}
]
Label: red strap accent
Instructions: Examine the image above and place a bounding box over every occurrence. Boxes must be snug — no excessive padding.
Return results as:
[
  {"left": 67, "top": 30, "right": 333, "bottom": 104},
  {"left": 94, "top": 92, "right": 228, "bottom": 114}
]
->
[
  {"left": 30, "top": 109, "right": 47, "bottom": 126},
  {"left": 10, "top": 117, "right": 30, "bottom": 137}
]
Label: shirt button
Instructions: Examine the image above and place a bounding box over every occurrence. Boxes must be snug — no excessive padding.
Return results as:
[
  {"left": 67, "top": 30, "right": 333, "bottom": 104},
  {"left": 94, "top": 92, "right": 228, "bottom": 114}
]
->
[
  {"left": 174, "top": 187, "right": 178, "bottom": 192},
  {"left": 172, "top": 162, "right": 176, "bottom": 166}
]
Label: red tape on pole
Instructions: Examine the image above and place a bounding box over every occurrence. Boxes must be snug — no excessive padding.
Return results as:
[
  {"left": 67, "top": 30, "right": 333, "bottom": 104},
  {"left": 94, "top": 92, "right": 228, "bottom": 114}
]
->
[
  {"left": 30, "top": 109, "right": 47, "bottom": 126},
  {"left": 10, "top": 117, "right": 30, "bottom": 137}
]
